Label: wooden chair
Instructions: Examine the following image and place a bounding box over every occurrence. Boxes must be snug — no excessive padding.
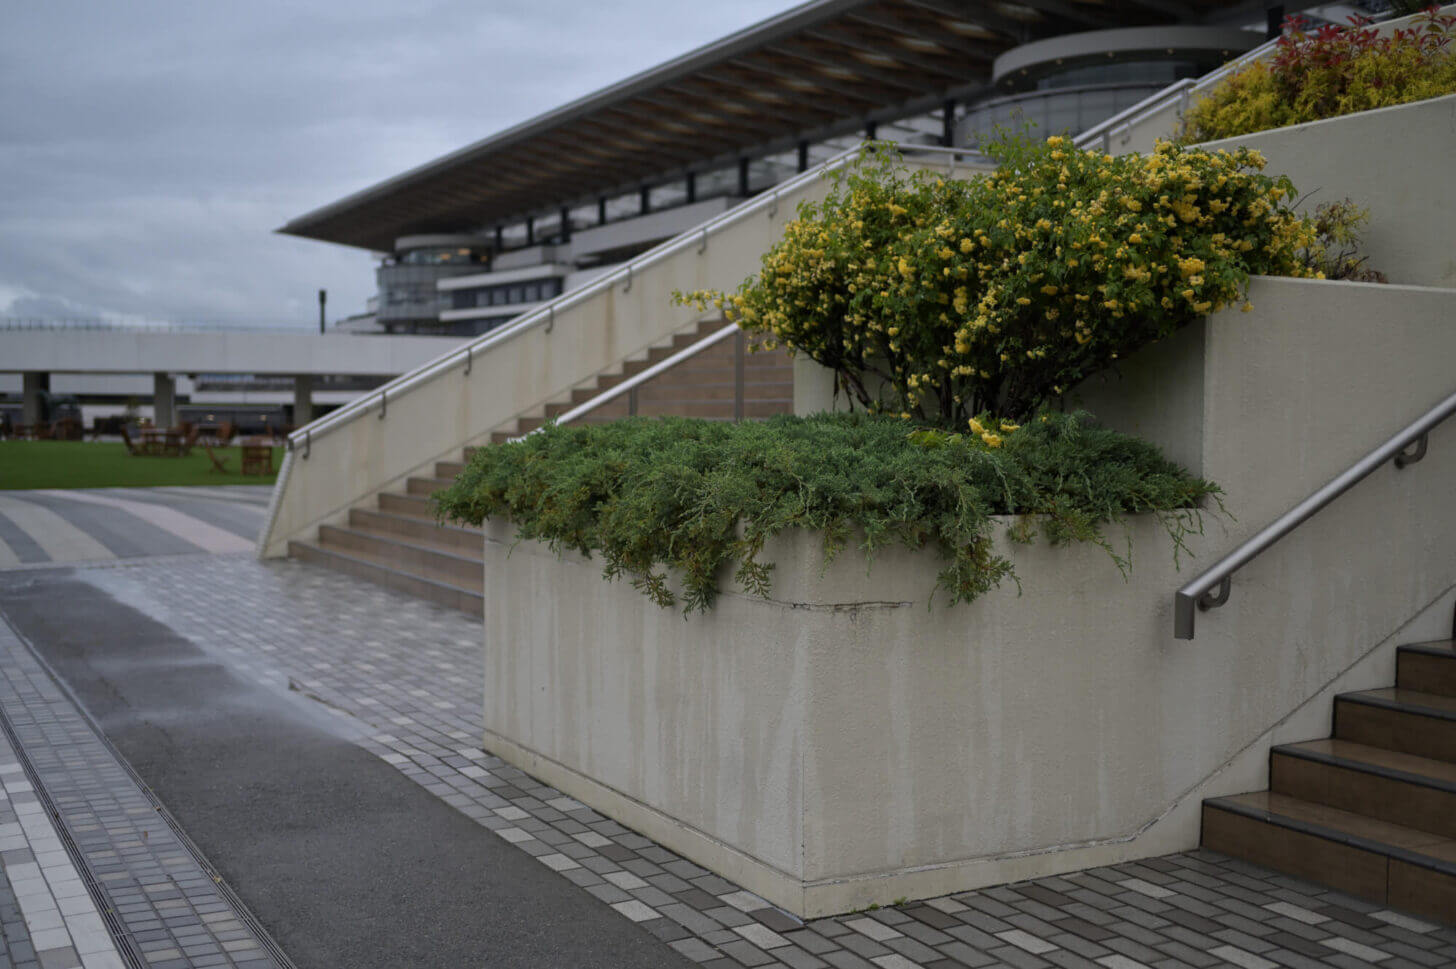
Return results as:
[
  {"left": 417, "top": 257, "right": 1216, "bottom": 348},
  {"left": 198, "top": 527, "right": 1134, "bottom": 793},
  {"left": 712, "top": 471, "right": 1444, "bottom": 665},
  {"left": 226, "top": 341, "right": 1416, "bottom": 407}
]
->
[
  {"left": 203, "top": 445, "right": 230, "bottom": 473},
  {"left": 216, "top": 422, "right": 237, "bottom": 446},
  {"left": 120, "top": 426, "right": 145, "bottom": 456},
  {"left": 240, "top": 444, "right": 273, "bottom": 476},
  {"left": 177, "top": 426, "right": 201, "bottom": 457}
]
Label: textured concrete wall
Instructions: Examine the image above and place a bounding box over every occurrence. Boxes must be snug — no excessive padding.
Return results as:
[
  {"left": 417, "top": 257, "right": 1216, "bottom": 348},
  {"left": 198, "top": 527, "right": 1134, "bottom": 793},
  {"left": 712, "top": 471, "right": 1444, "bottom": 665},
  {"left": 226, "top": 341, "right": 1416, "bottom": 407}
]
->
[
  {"left": 483, "top": 276, "right": 1456, "bottom": 916},
  {"left": 1200, "top": 94, "right": 1456, "bottom": 288}
]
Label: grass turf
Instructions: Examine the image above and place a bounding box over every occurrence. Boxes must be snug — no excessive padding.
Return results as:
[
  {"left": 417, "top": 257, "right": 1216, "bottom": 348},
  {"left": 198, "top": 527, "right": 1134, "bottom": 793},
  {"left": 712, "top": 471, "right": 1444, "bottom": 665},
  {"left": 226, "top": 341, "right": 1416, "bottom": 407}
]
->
[{"left": 0, "top": 441, "right": 284, "bottom": 490}]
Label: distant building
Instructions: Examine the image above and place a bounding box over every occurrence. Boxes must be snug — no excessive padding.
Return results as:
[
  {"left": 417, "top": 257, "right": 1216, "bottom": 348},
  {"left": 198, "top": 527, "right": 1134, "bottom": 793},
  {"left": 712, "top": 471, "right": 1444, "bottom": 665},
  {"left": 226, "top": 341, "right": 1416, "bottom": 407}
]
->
[{"left": 280, "top": 0, "right": 1298, "bottom": 337}]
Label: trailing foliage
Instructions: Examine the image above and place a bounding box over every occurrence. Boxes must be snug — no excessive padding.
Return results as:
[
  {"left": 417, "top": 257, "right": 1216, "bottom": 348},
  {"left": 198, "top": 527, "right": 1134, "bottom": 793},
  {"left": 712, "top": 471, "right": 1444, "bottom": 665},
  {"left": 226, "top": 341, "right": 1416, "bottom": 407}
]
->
[
  {"left": 1180, "top": 8, "right": 1456, "bottom": 143},
  {"left": 679, "top": 137, "right": 1319, "bottom": 426},
  {"left": 434, "top": 412, "right": 1219, "bottom": 614}
]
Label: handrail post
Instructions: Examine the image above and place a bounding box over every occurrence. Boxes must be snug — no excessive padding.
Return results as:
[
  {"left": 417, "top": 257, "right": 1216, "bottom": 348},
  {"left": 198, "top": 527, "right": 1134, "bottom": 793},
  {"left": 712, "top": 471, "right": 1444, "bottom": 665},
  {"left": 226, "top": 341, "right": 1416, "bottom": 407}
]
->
[{"left": 628, "top": 387, "right": 639, "bottom": 417}]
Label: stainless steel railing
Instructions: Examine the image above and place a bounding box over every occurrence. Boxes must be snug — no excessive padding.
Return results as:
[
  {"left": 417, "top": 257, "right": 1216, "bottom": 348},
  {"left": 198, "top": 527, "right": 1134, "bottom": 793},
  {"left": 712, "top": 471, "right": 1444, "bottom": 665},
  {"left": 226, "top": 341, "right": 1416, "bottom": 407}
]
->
[
  {"left": 521, "top": 322, "right": 743, "bottom": 438},
  {"left": 1173, "top": 388, "right": 1456, "bottom": 639},
  {"left": 1072, "top": 35, "right": 1280, "bottom": 153}
]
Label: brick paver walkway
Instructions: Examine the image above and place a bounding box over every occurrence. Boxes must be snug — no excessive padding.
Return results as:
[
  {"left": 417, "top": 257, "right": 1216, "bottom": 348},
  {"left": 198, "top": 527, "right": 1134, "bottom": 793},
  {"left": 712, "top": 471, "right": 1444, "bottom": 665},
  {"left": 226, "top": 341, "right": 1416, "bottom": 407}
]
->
[{"left": 7, "top": 554, "right": 1456, "bottom": 968}]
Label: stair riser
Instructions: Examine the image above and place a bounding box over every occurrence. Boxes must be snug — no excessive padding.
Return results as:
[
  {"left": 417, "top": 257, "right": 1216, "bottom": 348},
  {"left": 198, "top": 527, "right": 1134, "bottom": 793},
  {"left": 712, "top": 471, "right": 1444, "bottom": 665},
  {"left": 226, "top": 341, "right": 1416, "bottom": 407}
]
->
[
  {"left": 1270, "top": 752, "right": 1456, "bottom": 839},
  {"left": 406, "top": 477, "right": 451, "bottom": 497},
  {"left": 318, "top": 525, "right": 482, "bottom": 586},
  {"left": 348, "top": 509, "right": 481, "bottom": 555},
  {"left": 1399, "top": 651, "right": 1456, "bottom": 698},
  {"left": 435, "top": 461, "right": 467, "bottom": 479},
  {"left": 289, "top": 541, "right": 482, "bottom": 617},
  {"left": 378, "top": 492, "right": 433, "bottom": 518},
  {"left": 1202, "top": 804, "right": 1388, "bottom": 901},
  {"left": 1335, "top": 700, "right": 1456, "bottom": 763},
  {"left": 1201, "top": 805, "right": 1456, "bottom": 924}
]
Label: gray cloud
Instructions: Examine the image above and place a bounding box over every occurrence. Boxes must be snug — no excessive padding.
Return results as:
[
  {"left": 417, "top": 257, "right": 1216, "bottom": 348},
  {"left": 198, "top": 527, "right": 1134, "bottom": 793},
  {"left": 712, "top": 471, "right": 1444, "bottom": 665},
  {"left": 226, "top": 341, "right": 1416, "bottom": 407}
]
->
[{"left": 0, "top": 0, "right": 798, "bottom": 328}]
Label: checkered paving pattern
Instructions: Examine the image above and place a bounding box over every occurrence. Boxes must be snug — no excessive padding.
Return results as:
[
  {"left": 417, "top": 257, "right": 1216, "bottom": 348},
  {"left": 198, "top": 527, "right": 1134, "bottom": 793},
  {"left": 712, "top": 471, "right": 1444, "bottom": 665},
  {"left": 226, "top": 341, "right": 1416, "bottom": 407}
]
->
[
  {"left": 0, "top": 620, "right": 283, "bottom": 969},
  {"left": 22, "top": 555, "right": 1456, "bottom": 968}
]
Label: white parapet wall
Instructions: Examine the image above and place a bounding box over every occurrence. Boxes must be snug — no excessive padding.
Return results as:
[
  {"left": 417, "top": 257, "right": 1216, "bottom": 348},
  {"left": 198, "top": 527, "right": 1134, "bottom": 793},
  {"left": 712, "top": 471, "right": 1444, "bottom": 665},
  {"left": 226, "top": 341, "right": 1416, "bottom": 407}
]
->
[
  {"left": 480, "top": 275, "right": 1456, "bottom": 916},
  {"left": 259, "top": 152, "right": 990, "bottom": 559},
  {"left": 1199, "top": 94, "right": 1456, "bottom": 289}
]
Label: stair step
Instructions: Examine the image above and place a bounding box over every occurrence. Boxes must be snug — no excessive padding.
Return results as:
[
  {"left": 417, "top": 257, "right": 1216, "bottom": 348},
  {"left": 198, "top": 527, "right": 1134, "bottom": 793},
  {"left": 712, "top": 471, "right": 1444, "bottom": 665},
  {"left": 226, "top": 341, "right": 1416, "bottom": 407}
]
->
[
  {"left": 1399, "top": 640, "right": 1456, "bottom": 698},
  {"left": 1202, "top": 791, "right": 1456, "bottom": 924},
  {"left": 378, "top": 491, "right": 435, "bottom": 519},
  {"left": 1335, "top": 688, "right": 1456, "bottom": 763},
  {"left": 435, "top": 460, "right": 467, "bottom": 479},
  {"left": 1271, "top": 739, "right": 1456, "bottom": 839},
  {"left": 318, "top": 524, "right": 482, "bottom": 589},
  {"left": 348, "top": 507, "right": 481, "bottom": 555},
  {"left": 289, "top": 539, "right": 483, "bottom": 617},
  {"left": 405, "top": 475, "right": 455, "bottom": 497}
]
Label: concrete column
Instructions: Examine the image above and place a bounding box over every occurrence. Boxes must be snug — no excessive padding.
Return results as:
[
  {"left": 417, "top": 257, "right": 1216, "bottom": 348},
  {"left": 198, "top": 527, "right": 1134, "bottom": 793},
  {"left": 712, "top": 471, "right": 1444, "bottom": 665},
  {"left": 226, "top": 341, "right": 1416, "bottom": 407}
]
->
[
  {"left": 22, "top": 372, "right": 49, "bottom": 425},
  {"left": 293, "top": 374, "right": 314, "bottom": 426},
  {"left": 153, "top": 372, "right": 176, "bottom": 428}
]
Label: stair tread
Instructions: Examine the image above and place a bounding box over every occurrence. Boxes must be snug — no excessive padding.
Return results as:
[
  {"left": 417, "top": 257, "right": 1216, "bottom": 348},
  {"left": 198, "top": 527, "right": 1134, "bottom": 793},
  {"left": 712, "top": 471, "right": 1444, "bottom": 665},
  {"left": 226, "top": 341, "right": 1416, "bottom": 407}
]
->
[
  {"left": 1402, "top": 639, "right": 1456, "bottom": 658},
  {"left": 1341, "top": 687, "right": 1456, "bottom": 719},
  {"left": 293, "top": 539, "right": 483, "bottom": 598},
  {"left": 322, "top": 523, "right": 483, "bottom": 564},
  {"left": 1277, "top": 738, "right": 1456, "bottom": 790},
  {"left": 1208, "top": 791, "right": 1456, "bottom": 866},
  {"left": 357, "top": 507, "right": 481, "bottom": 537}
]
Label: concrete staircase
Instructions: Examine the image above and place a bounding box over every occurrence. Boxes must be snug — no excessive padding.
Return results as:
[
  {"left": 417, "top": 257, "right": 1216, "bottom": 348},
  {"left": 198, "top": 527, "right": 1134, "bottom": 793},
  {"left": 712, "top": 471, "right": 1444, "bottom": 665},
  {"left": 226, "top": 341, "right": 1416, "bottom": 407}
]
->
[
  {"left": 287, "top": 319, "right": 792, "bottom": 613},
  {"left": 1203, "top": 638, "right": 1456, "bottom": 925}
]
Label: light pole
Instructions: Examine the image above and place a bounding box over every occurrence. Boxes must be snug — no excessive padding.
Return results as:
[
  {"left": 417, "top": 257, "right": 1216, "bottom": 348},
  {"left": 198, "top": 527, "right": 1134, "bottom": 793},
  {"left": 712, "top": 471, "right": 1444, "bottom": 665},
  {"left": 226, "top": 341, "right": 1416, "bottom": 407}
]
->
[{"left": 318, "top": 288, "right": 327, "bottom": 334}]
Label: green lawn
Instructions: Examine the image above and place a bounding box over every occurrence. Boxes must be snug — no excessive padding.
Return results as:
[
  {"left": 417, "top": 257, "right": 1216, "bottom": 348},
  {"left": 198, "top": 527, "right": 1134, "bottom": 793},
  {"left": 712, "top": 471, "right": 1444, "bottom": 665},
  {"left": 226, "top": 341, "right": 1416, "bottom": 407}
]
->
[{"left": 0, "top": 441, "right": 284, "bottom": 490}]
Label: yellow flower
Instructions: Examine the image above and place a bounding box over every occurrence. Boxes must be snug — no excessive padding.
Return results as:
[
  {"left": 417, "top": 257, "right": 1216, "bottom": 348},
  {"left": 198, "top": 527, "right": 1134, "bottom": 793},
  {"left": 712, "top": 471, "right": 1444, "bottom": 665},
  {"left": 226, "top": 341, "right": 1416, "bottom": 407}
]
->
[
  {"left": 968, "top": 418, "right": 986, "bottom": 434},
  {"left": 980, "top": 432, "right": 1003, "bottom": 448}
]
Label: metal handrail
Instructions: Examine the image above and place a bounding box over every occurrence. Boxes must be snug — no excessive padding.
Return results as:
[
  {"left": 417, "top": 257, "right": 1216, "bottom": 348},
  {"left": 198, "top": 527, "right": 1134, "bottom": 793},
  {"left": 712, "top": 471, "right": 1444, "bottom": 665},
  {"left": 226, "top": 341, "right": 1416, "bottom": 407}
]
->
[
  {"left": 1072, "top": 35, "right": 1280, "bottom": 152},
  {"left": 282, "top": 140, "right": 985, "bottom": 454},
  {"left": 524, "top": 322, "right": 741, "bottom": 437},
  {"left": 1173, "top": 388, "right": 1456, "bottom": 639}
]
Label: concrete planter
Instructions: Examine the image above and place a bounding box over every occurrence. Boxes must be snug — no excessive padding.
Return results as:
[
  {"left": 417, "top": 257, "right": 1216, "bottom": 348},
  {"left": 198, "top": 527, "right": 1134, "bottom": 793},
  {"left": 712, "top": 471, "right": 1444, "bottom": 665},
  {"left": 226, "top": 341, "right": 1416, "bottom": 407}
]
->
[{"left": 481, "top": 276, "right": 1456, "bottom": 917}]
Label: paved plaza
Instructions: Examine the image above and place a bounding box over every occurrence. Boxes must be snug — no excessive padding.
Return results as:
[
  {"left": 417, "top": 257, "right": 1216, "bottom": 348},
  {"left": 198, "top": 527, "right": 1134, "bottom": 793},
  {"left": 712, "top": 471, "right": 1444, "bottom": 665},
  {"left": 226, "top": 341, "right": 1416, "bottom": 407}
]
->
[{"left": 0, "top": 488, "right": 1450, "bottom": 967}]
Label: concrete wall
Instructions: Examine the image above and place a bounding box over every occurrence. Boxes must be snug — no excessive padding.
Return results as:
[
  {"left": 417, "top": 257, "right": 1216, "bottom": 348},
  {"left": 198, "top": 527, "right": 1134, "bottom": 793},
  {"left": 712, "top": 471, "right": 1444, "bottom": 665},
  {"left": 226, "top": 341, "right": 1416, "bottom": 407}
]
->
[
  {"left": 481, "top": 276, "right": 1456, "bottom": 916},
  {"left": 1200, "top": 94, "right": 1456, "bottom": 288},
  {"left": 260, "top": 154, "right": 994, "bottom": 559}
]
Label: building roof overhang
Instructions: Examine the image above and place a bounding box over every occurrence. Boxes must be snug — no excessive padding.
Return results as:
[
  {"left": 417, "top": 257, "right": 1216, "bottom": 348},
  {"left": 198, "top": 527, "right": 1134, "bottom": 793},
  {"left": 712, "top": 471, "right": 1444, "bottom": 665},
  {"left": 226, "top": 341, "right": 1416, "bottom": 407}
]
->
[{"left": 279, "top": 0, "right": 1246, "bottom": 252}]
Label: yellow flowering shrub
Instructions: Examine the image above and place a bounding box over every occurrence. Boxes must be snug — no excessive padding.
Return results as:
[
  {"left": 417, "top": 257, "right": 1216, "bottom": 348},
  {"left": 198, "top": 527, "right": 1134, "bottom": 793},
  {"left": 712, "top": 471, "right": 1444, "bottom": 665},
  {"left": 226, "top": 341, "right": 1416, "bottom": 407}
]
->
[
  {"left": 1181, "top": 8, "right": 1456, "bottom": 143},
  {"left": 681, "top": 137, "right": 1319, "bottom": 424}
]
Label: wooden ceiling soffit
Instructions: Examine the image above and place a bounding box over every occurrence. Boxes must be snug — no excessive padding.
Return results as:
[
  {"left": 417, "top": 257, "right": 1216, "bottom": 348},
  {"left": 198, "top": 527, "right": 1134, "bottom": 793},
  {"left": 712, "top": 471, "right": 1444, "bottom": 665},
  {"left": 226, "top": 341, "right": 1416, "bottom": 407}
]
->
[
  {"left": 663, "top": 76, "right": 841, "bottom": 132},
  {"left": 804, "top": 25, "right": 976, "bottom": 80},
  {"left": 846, "top": 6, "right": 1009, "bottom": 57},
  {"left": 766, "top": 40, "right": 922, "bottom": 95},
  {"left": 898, "top": 0, "right": 1043, "bottom": 39},
  {"left": 724, "top": 53, "right": 884, "bottom": 110}
]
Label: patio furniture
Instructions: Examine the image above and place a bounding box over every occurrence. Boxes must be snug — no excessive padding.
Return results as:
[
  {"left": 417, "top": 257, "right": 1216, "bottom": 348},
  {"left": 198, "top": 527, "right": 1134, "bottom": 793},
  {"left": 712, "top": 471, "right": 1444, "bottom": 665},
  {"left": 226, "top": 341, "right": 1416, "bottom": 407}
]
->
[
  {"left": 240, "top": 443, "right": 273, "bottom": 476},
  {"left": 177, "top": 426, "right": 201, "bottom": 457},
  {"left": 203, "top": 445, "right": 230, "bottom": 473},
  {"left": 120, "top": 426, "right": 145, "bottom": 456}
]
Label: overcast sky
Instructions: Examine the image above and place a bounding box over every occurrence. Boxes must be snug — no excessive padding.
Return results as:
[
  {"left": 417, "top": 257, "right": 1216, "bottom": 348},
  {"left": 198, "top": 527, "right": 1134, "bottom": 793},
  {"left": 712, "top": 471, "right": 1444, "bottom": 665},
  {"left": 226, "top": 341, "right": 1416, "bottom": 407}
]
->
[{"left": 0, "top": 0, "right": 800, "bottom": 329}]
